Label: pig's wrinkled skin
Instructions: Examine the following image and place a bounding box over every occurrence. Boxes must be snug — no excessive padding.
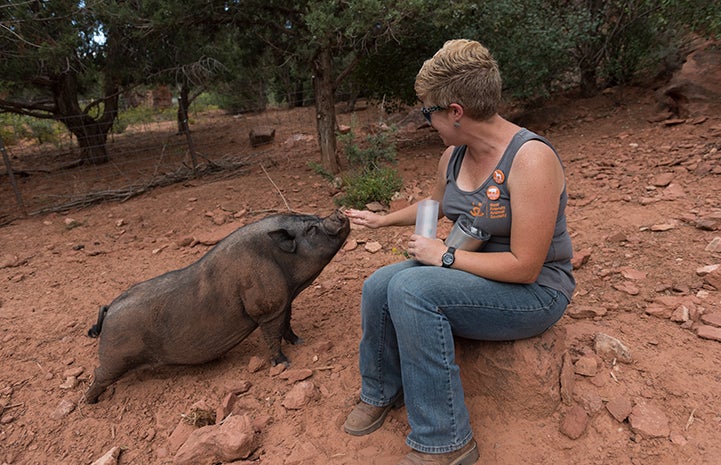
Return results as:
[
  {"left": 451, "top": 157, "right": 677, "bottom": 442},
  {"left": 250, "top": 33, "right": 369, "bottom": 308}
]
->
[{"left": 84, "top": 210, "right": 350, "bottom": 403}]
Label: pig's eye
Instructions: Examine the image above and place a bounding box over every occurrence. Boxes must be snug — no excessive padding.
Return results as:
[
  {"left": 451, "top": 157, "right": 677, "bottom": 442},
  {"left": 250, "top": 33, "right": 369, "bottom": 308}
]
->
[{"left": 306, "top": 223, "right": 319, "bottom": 234}]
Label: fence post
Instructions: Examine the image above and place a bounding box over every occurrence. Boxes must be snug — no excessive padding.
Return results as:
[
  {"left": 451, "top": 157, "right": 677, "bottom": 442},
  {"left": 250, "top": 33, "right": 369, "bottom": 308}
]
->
[
  {"left": 0, "top": 135, "right": 27, "bottom": 217},
  {"left": 182, "top": 117, "right": 199, "bottom": 177}
]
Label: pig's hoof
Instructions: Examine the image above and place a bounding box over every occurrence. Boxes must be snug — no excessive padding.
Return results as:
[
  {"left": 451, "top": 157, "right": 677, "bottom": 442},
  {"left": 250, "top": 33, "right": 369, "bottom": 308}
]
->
[
  {"left": 284, "top": 329, "right": 303, "bottom": 345},
  {"left": 287, "top": 336, "right": 304, "bottom": 345},
  {"left": 271, "top": 353, "right": 289, "bottom": 367}
]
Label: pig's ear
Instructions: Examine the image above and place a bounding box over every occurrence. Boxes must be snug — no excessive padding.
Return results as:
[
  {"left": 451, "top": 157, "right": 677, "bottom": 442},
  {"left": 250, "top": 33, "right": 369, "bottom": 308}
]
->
[{"left": 268, "top": 229, "right": 297, "bottom": 253}]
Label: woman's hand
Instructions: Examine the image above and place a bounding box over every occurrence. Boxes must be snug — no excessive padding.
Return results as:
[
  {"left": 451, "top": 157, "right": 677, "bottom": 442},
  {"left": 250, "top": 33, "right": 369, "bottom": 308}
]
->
[
  {"left": 407, "top": 234, "right": 447, "bottom": 266},
  {"left": 344, "top": 209, "right": 386, "bottom": 229}
]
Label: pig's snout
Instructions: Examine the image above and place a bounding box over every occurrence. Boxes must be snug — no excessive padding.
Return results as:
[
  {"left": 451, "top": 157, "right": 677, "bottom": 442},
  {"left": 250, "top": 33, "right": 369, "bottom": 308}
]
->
[{"left": 322, "top": 210, "right": 350, "bottom": 236}]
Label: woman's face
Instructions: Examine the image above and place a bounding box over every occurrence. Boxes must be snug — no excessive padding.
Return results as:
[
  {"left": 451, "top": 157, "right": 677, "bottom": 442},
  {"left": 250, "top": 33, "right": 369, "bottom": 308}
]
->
[{"left": 422, "top": 102, "right": 458, "bottom": 146}]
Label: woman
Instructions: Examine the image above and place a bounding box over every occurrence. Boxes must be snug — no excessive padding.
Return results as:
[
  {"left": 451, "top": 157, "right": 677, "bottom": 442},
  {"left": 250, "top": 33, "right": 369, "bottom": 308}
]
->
[{"left": 343, "top": 39, "right": 575, "bottom": 465}]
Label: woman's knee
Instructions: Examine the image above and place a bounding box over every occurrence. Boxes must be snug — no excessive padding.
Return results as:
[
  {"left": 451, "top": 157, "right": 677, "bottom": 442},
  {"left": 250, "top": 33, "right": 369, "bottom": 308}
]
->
[{"left": 363, "top": 261, "right": 418, "bottom": 295}]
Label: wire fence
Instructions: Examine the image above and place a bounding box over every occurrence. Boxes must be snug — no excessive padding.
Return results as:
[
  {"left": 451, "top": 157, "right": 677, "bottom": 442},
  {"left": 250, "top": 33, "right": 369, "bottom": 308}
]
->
[{"left": 0, "top": 100, "right": 389, "bottom": 225}]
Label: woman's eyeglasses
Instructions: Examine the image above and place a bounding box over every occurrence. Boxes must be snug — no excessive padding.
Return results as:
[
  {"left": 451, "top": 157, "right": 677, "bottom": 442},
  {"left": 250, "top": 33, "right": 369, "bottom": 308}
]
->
[{"left": 421, "top": 106, "right": 446, "bottom": 123}]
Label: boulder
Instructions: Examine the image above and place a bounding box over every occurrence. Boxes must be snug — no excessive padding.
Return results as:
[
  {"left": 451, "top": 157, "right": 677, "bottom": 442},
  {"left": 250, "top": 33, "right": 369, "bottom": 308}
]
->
[
  {"left": 457, "top": 326, "right": 566, "bottom": 418},
  {"left": 249, "top": 126, "right": 276, "bottom": 147},
  {"left": 657, "top": 40, "right": 721, "bottom": 118},
  {"left": 174, "top": 414, "right": 257, "bottom": 465}
]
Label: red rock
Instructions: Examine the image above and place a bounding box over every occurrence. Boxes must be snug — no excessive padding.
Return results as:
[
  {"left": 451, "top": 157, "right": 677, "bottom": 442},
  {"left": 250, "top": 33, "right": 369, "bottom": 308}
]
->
[
  {"left": 670, "top": 432, "right": 688, "bottom": 446},
  {"left": 567, "top": 305, "right": 607, "bottom": 319},
  {"left": 560, "top": 405, "right": 588, "bottom": 439},
  {"left": 644, "top": 304, "right": 672, "bottom": 319},
  {"left": 343, "top": 238, "right": 358, "bottom": 251},
  {"left": 654, "top": 295, "right": 700, "bottom": 309},
  {"left": 90, "top": 446, "right": 122, "bottom": 465},
  {"left": 458, "top": 326, "right": 567, "bottom": 417},
  {"left": 651, "top": 173, "right": 674, "bottom": 187},
  {"left": 697, "top": 324, "right": 721, "bottom": 342},
  {"left": 216, "top": 392, "right": 239, "bottom": 424},
  {"left": 574, "top": 356, "right": 598, "bottom": 377},
  {"left": 249, "top": 126, "right": 275, "bottom": 147},
  {"left": 279, "top": 368, "right": 313, "bottom": 383},
  {"left": 269, "top": 363, "right": 286, "bottom": 376},
  {"left": 606, "top": 396, "right": 633, "bottom": 422},
  {"left": 629, "top": 401, "right": 670, "bottom": 438},
  {"left": 175, "top": 414, "right": 257, "bottom": 465},
  {"left": 282, "top": 381, "right": 318, "bottom": 410},
  {"left": 670, "top": 305, "right": 690, "bottom": 323},
  {"left": 620, "top": 267, "right": 646, "bottom": 280},
  {"left": 701, "top": 312, "right": 721, "bottom": 328},
  {"left": 168, "top": 420, "right": 195, "bottom": 453},
  {"left": 594, "top": 333, "right": 632, "bottom": 363},
  {"left": 50, "top": 399, "right": 76, "bottom": 420},
  {"left": 662, "top": 183, "right": 685, "bottom": 200},
  {"left": 696, "top": 264, "right": 720, "bottom": 276},
  {"left": 247, "top": 356, "right": 265, "bottom": 373},
  {"left": 704, "top": 269, "right": 721, "bottom": 290},
  {"left": 571, "top": 248, "right": 592, "bottom": 269},
  {"left": 612, "top": 282, "right": 639, "bottom": 295},
  {"left": 704, "top": 236, "right": 721, "bottom": 250}
]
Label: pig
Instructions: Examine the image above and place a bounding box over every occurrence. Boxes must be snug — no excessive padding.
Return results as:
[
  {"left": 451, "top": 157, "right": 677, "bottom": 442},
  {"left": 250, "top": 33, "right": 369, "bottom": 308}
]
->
[{"left": 84, "top": 210, "right": 350, "bottom": 403}]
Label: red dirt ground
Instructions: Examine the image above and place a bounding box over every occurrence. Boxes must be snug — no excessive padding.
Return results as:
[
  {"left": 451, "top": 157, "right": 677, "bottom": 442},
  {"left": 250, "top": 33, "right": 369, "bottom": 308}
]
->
[{"left": 1, "top": 86, "right": 721, "bottom": 465}]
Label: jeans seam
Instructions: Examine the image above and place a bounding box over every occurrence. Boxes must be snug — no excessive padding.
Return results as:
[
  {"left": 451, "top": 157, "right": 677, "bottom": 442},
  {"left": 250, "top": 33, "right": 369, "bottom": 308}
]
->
[
  {"left": 376, "top": 304, "right": 388, "bottom": 403},
  {"left": 439, "top": 309, "right": 459, "bottom": 444}
]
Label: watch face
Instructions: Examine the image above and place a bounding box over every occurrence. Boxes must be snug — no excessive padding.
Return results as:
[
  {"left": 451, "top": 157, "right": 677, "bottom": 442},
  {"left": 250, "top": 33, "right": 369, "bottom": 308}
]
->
[{"left": 442, "top": 252, "right": 454, "bottom": 266}]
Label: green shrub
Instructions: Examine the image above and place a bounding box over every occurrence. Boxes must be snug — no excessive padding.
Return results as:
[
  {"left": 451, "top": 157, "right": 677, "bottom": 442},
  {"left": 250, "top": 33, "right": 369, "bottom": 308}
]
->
[
  {"left": 26, "top": 118, "right": 63, "bottom": 145},
  {"left": 335, "top": 131, "right": 403, "bottom": 209},
  {"left": 336, "top": 165, "right": 403, "bottom": 209},
  {"left": 0, "top": 113, "right": 64, "bottom": 146},
  {"left": 113, "top": 105, "right": 176, "bottom": 134},
  {"left": 308, "top": 161, "right": 336, "bottom": 182}
]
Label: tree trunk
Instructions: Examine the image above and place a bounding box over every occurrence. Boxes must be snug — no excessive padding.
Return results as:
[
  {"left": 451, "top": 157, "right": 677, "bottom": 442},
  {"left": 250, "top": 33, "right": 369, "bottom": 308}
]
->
[
  {"left": 177, "top": 84, "right": 190, "bottom": 135},
  {"left": 579, "top": 61, "right": 598, "bottom": 98},
  {"left": 69, "top": 118, "right": 111, "bottom": 165},
  {"left": 313, "top": 46, "right": 340, "bottom": 174},
  {"left": 54, "top": 71, "right": 118, "bottom": 165}
]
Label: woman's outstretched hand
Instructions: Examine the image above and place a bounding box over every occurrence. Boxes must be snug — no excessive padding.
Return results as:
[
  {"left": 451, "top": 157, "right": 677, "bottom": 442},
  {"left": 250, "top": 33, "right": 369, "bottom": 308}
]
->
[{"left": 344, "top": 209, "right": 385, "bottom": 229}]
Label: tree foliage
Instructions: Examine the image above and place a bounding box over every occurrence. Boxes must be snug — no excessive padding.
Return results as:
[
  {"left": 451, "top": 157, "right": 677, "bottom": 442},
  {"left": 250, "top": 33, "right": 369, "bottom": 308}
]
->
[
  {"left": 1, "top": 0, "right": 720, "bottom": 169},
  {"left": 0, "top": 1, "right": 122, "bottom": 163}
]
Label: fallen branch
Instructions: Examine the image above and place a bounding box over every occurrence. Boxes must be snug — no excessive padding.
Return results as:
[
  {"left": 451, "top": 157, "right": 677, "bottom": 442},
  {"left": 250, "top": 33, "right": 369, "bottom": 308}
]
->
[{"left": 30, "top": 154, "right": 257, "bottom": 215}]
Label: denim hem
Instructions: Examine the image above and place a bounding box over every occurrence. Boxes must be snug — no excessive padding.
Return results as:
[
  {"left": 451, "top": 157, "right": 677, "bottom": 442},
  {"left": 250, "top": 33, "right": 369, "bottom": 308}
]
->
[
  {"left": 405, "top": 432, "right": 474, "bottom": 454},
  {"left": 359, "top": 391, "right": 402, "bottom": 409}
]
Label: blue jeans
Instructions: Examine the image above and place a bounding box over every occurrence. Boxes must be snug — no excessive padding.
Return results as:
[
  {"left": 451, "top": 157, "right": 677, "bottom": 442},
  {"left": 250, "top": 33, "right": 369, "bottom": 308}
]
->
[{"left": 357, "top": 260, "right": 569, "bottom": 453}]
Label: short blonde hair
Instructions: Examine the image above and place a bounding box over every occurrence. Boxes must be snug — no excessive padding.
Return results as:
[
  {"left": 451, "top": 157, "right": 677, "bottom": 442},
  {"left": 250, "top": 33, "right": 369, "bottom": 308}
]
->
[{"left": 414, "top": 39, "right": 502, "bottom": 121}]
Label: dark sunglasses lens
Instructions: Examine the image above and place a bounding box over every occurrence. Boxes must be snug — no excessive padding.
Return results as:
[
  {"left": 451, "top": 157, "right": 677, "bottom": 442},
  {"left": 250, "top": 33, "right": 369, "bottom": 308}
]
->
[{"left": 422, "top": 108, "right": 431, "bottom": 123}]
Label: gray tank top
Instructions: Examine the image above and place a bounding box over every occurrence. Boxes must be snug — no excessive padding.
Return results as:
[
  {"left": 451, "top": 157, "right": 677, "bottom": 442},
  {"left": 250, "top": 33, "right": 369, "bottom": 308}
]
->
[{"left": 441, "top": 128, "right": 575, "bottom": 300}]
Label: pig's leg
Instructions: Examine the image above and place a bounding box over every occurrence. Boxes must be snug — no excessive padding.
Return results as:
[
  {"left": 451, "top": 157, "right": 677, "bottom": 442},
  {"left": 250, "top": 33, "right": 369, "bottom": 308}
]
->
[
  {"left": 84, "top": 362, "right": 133, "bottom": 404},
  {"left": 259, "top": 306, "right": 292, "bottom": 366},
  {"left": 282, "top": 304, "right": 303, "bottom": 345}
]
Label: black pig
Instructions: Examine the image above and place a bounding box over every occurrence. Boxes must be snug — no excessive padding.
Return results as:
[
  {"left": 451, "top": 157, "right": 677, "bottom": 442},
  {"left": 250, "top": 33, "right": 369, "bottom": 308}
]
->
[{"left": 84, "top": 210, "right": 350, "bottom": 403}]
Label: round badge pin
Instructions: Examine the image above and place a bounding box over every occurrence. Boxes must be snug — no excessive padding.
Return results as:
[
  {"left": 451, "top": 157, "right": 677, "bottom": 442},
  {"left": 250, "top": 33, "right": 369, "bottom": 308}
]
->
[
  {"left": 493, "top": 169, "right": 505, "bottom": 184},
  {"left": 486, "top": 185, "right": 500, "bottom": 200}
]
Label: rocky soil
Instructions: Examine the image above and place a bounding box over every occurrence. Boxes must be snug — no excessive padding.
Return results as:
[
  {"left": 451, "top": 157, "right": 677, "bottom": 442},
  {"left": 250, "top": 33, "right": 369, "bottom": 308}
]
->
[{"left": 1, "top": 78, "right": 721, "bottom": 465}]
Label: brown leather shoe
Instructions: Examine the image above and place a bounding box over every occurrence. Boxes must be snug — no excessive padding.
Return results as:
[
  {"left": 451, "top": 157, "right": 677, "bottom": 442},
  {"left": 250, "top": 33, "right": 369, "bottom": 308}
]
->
[
  {"left": 397, "top": 440, "right": 479, "bottom": 465},
  {"left": 343, "top": 397, "right": 403, "bottom": 436}
]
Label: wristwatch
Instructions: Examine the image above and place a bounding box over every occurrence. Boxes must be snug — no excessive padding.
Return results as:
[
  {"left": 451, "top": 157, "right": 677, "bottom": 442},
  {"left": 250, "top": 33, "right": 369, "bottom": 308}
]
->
[{"left": 441, "top": 247, "right": 456, "bottom": 268}]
